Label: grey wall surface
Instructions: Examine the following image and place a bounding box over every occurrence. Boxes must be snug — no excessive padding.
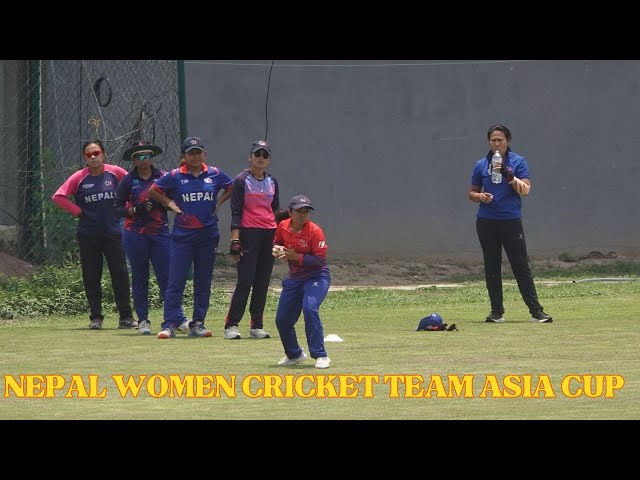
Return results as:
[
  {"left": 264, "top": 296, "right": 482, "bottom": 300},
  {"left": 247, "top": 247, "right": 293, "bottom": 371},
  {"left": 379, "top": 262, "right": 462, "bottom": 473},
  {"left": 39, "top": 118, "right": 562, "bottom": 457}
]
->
[
  {"left": 185, "top": 60, "right": 640, "bottom": 257},
  {"left": 0, "top": 61, "right": 20, "bottom": 226}
]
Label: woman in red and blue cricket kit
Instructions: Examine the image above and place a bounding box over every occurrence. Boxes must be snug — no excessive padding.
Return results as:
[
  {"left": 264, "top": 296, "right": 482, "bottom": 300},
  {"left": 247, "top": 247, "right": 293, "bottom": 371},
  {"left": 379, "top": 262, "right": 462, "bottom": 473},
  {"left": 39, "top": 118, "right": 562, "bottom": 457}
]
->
[
  {"left": 273, "top": 195, "right": 331, "bottom": 369},
  {"left": 113, "top": 141, "right": 188, "bottom": 335},
  {"left": 52, "top": 140, "right": 135, "bottom": 330},
  {"left": 148, "top": 136, "right": 233, "bottom": 339},
  {"left": 224, "top": 140, "right": 287, "bottom": 340}
]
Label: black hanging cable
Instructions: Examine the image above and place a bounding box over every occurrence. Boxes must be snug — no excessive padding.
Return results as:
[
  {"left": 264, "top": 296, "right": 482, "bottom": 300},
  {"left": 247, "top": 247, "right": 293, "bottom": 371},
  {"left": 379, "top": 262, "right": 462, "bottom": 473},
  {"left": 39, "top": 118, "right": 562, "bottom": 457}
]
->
[
  {"left": 0, "top": 206, "right": 21, "bottom": 225},
  {"left": 264, "top": 60, "right": 275, "bottom": 141}
]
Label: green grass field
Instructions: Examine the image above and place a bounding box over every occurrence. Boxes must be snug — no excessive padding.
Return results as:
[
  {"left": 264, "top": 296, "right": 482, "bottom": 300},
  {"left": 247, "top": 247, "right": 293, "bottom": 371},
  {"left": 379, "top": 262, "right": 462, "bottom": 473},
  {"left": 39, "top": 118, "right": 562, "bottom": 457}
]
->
[{"left": 1, "top": 279, "right": 639, "bottom": 420}]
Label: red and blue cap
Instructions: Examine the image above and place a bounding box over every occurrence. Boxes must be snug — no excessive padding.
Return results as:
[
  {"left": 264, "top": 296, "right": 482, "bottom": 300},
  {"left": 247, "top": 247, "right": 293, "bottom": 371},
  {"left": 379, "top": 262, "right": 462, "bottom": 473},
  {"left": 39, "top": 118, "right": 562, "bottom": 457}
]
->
[{"left": 417, "top": 313, "right": 444, "bottom": 331}]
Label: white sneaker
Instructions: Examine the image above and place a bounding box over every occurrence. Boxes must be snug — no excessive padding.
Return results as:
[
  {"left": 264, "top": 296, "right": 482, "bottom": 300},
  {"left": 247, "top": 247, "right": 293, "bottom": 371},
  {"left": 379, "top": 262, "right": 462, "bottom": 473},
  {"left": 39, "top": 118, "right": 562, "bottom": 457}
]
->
[
  {"left": 249, "top": 328, "right": 271, "bottom": 339},
  {"left": 138, "top": 320, "right": 151, "bottom": 335},
  {"left": 177, "top": 320, "right": 190, "bottom": 334},
  {"left": 223, "top": 325, "right": 241, "bottom": 339},
  {"left": 157, "top": 326, "right": 176, "bottom": 339},
  {"left": 277, "top": 351, "right": 308, "bottom": 365},
  {"left": 315, "top": 357, "right": 331, "bottom": 369}
]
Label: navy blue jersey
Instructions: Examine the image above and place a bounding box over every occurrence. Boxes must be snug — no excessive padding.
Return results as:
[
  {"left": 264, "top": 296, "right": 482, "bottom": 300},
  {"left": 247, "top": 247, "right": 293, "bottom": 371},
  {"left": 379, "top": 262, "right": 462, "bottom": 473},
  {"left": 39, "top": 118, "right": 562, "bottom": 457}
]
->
[
  {"left": 154, "top": 163, "right": 233, "bottom": 231},
  {"left": 471, "top": 150, "right": 530, "bottom": 220},
  {"left": 53, "top": 164, "right": 127, "bottom": 236},
  {"left": 113, "top": 166, "right": 169, "bottom": 236}
]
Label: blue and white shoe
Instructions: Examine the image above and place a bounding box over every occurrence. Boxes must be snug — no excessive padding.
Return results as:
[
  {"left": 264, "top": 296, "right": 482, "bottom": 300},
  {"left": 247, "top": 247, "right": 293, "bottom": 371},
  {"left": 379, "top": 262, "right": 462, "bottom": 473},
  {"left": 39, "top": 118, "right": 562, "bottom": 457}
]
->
[{"left": 138, "top": 320, "right": 151, "bottom": 335}]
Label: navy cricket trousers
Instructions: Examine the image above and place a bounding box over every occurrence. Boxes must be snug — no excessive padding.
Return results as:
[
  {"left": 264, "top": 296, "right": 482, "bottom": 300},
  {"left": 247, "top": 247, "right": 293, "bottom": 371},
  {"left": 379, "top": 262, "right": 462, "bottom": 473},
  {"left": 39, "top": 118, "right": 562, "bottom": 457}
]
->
[
  {"left": 275, "top": 272, "right": 330, "bottom": 360},
  {"left": 122, "top": 229, "right": 186, "bottom": 324},
  {"left": 162, "top": 227, "right": 219, "bottom": 329}
]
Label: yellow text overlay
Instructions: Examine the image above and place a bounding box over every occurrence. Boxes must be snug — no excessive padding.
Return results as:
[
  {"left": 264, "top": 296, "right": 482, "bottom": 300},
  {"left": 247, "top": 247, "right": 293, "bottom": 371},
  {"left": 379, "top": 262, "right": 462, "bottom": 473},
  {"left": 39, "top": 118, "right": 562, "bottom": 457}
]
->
[{"left": 2, "top": 374, "right": 625, "bottom": 399}]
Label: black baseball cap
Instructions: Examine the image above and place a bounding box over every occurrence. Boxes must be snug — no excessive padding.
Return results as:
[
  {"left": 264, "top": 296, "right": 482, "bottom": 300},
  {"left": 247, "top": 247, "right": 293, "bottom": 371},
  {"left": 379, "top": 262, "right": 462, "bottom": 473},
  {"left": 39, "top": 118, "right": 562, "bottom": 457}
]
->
[
  {"left": 181, "top": 136, "right": 206, "bottom": 153},
  {"left": 250, "top": 140, "right": 271, "bottom": 155},
  {"left": 289, "top": 195, "right": 314, "bottom": 210}
]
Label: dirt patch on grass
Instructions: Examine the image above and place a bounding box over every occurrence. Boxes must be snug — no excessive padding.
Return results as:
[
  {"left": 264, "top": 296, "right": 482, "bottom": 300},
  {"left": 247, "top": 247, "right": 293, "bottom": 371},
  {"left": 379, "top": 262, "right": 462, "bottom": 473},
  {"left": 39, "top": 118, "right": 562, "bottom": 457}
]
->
[
  {"left": 213, "top": 248, "right": 640, "bottom": 290},
  {"left": 0, "top": 252, "right": 35, "bottom": 278},
  {"left": 2, "top": 248, "right": 637, "bottom": 288},
  {"left": 211, "top": 254, "right": 482, "bottom": 290}
]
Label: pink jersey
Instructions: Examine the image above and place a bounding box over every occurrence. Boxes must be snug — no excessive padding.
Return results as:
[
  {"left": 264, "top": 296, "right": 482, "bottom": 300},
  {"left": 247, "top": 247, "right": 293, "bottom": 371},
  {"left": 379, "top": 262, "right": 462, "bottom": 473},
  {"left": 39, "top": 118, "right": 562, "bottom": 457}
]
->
[
  {"left": 230, "top": 169, "right": 281, "bottom": 230},
  {"left": 52, "top": 164, "right": 127, "bottom": 236}
]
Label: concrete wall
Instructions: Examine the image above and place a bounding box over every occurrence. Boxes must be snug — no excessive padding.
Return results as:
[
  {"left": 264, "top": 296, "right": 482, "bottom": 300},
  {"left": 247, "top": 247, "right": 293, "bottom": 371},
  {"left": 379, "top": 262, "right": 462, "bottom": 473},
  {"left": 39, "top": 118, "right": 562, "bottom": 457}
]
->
[
  {"left": 0, "top": 61, "right": 22, "bottom": 253},
  {"left": 153, "top": 60, "right": 640, "bottom": 256},
  {"left": 0, "top": 61, "right": 21, "bottom": 227}
]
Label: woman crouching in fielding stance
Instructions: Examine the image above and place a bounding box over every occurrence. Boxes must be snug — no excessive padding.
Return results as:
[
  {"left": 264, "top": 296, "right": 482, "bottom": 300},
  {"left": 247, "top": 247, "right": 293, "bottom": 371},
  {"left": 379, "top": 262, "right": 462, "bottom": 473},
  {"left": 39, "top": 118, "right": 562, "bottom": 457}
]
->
[{"left": 273, "top": 195, "right": 331, "bottom": 369}]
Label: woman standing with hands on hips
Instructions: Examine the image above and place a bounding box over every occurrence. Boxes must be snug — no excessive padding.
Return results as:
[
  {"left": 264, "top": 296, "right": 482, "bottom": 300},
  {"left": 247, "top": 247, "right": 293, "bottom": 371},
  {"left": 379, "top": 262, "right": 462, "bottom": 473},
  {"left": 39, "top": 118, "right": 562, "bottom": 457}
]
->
[
  {"left": 113, "top": 140, "right": 189, "bottom": 335},
  {"left": 468, "top": 125, "right": 553, "bottom": 324},
  {"left": 148, "top": 136, "right": 233, "bottom": 339},
  {"left": 273, "top": 195, "right": 331, "bottom": 369},
  {"left": 52, "top": 140, "right": 136, "bottom": 330}
]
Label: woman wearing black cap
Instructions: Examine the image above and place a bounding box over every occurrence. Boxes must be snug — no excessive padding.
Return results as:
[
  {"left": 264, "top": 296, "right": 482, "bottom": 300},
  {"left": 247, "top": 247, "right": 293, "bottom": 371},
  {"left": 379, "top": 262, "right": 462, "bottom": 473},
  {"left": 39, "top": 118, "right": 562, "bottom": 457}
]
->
[
  {"left": 148, "top": 136, "right": 234, "bottom": 339},
  {"left": 223, "top": 140, "right": 288, "bottom": 340},
  {"left": 113, "top": 141, "right": 189, "bottom": 335},
  {"left": 273, "top": 194, "right": 331, "bottom": 369}
]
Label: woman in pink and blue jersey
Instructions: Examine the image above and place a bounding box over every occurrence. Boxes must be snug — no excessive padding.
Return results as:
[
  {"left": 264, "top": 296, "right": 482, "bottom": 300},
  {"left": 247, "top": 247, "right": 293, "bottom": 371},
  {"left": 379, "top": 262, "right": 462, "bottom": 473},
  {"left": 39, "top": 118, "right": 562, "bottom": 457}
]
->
[
  {"left": 224, "top": 140, "right": 288, "bottom": 341},
  {"left": 52, "top": 140, "right": 136, "bottom": 330}
]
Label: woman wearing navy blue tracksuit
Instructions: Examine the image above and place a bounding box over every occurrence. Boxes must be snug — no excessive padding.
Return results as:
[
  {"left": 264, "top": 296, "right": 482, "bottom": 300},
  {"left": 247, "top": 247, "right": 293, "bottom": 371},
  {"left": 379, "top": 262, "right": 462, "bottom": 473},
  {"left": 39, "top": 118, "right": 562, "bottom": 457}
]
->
[
  {"left": 148, "top": 136, "right": 233, "bottom": 339},
  {"left": 113, "top": 141, "right": 188, "bottom": 335}
]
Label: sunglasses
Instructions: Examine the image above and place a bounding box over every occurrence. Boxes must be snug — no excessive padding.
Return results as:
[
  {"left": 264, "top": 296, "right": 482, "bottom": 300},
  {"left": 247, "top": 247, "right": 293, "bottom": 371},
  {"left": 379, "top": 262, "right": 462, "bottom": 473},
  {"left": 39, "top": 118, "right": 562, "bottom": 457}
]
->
[
  {"left": 134, "top": 154, "right": 153, "bottom": 161},
  {"left": 84, "top": 150, "right": 102, "bottom": 159},
  {"left": 253, "top": 150, "right": 270, "bottom": 159}
]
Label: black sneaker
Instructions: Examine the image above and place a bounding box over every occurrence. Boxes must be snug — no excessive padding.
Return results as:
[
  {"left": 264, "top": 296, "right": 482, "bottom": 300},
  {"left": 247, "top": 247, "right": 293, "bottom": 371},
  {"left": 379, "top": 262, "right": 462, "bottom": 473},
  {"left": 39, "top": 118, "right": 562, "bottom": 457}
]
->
[
  {"left": 530, "top": 310, "right": 553, "bottom": 323},
  {"left": 118, "top": 317, "right": 138, "bottom": 329},
  {"left": 89, "top": 318, "right": 103, "bottom": 330},
  {"left": 485, "top": 311, "right": 505, "bottom": 323}
]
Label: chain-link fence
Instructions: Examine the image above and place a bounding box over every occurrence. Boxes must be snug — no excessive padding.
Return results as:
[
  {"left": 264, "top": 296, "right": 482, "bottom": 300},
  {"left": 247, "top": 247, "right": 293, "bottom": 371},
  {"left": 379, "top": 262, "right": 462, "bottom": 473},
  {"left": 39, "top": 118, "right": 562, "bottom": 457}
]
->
[{"left": 0, "top": 60, "right": 182, "bottom": 266}]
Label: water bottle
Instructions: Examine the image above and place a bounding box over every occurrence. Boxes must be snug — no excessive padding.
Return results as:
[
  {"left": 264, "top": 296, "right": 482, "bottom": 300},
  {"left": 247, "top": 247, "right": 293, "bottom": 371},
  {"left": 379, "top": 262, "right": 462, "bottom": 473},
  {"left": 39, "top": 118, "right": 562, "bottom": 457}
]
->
[{"left": 491, "top": 150, "right": 502, "bottom": 184}]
